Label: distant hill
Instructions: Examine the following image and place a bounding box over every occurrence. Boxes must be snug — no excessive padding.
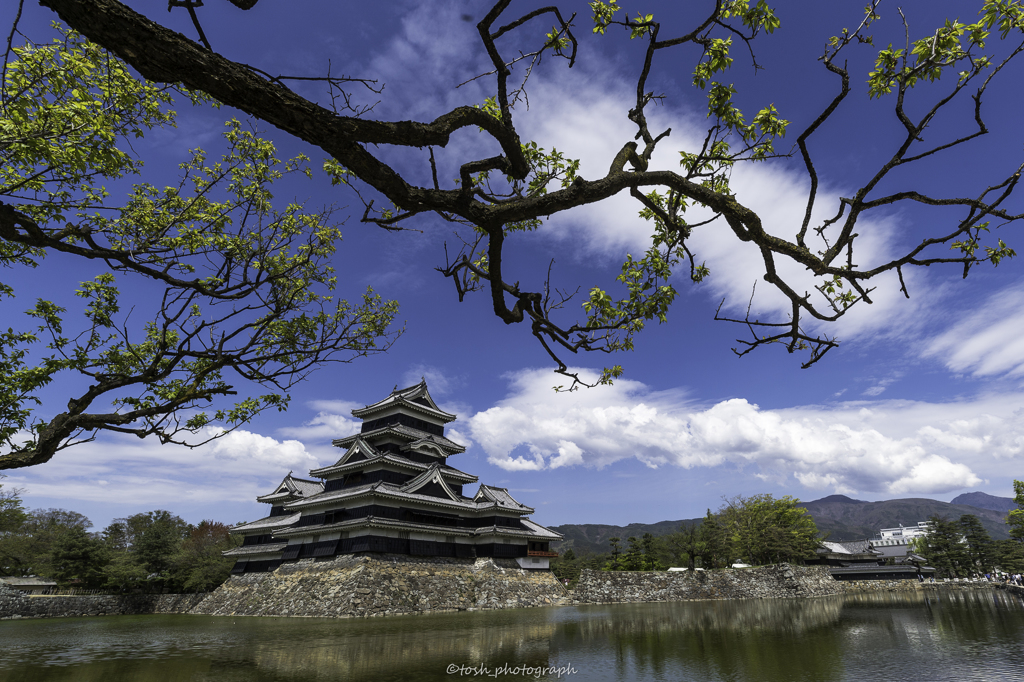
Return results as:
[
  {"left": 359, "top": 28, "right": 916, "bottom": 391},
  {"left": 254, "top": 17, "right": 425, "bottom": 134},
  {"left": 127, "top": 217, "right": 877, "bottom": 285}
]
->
[
  {"left": 801, "top": 496, "right": 1011, "bottom": 542},
  {"left": 551, "top": 494, "right": 1013, "bottom": 554},
  {"left": 950, "top": 491, "right": 1016, "bottom": 514},
  {"left": 551, "top": 518, "right": 702, "bottom": 555}
]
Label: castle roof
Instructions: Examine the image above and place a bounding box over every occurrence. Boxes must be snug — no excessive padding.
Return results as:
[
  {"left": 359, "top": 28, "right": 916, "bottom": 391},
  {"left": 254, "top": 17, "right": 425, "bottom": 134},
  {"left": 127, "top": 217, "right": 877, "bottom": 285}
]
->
[
  {"left": 473, "top": 485, "right": 534, "bottom": 513},
  {"left": 274, "top": 512, "right": 559, "bottom": 541},
  {"left": 255, "top": 474, "right": 323, "bottom": 504},
  {"left": 332, "top": 424, "right": 465, "bottom": 454},
  {"left": 309, "top": 438, "right": 477, "bottom": 482},
  {"left": 223, "top": 542, "right": 288, "bottom": 557},
  {"left": 285, "top": 478, "right": 482, "bottom": 514},
  {"left": 351, "top": 379, "right": 456, "bottom": 423},
  {"left": 230, "top": 512, "right": 302, "bottom": 534}
]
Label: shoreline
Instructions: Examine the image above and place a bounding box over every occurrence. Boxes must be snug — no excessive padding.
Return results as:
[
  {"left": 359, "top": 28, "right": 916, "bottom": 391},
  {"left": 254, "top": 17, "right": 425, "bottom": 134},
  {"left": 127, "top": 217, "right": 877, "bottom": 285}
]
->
[{"left": 1, "top": 556, "right": 1011, "bottom": 622}]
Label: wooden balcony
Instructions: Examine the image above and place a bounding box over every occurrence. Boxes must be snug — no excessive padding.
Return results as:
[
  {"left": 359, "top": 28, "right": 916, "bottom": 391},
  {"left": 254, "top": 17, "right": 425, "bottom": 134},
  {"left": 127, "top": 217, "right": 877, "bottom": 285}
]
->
[{"left": 527, "top": 550, "right": 558, "bottom": 558}]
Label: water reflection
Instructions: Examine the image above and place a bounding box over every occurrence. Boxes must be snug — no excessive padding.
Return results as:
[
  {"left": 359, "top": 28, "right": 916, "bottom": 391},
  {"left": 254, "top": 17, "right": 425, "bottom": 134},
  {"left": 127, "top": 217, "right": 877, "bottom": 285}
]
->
[{"left": 2, "top": 590, "right": 1023, "bottom": 682}]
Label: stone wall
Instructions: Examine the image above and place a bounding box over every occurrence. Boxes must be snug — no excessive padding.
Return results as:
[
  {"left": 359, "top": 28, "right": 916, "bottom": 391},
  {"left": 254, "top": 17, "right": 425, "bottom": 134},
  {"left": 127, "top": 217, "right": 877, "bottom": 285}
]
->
[
  {"left": 0, "top": 581, "right": 208, "bottom": 620},
  {"left": 570, "top": 564, "right": 843, "bottom": 604},
  {"left": 999, "top": 583, "right": 1024, "bottom": 598},
  {"left": 190, "top": 554, "right": 568, "bottom": 618}
]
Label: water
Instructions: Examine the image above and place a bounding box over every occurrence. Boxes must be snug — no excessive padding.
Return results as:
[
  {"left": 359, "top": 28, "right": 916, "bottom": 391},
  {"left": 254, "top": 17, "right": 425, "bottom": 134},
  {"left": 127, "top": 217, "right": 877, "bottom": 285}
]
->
[{"left": 2, "top": 590, "right": 1023, "bottom": 682}]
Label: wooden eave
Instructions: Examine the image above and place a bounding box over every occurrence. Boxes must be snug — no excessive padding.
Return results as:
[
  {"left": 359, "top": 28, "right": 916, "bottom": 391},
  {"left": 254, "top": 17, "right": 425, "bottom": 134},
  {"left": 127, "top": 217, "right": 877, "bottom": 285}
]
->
[
  {"left": 285, "top": 481, "right": 478, "bottom": 513},
  {"left": 309, "top": 438, "right": 381, "bottom": 477},
  {"left": 274, "top": 516, "right": 478, "bottom": 539},
  {"left": 351, "top": 381, "right": 456, "bottom": 423},
  {"left": 332, "top": 425, "right": 465, "bottom": 454},
  {"left": 309, "top": 452, "right": 478, "bottom": 482}
]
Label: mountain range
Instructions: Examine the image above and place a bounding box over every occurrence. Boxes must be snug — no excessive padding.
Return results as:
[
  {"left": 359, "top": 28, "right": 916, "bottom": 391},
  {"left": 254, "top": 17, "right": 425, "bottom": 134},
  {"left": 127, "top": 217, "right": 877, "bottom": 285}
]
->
[{"left": 550, "top": 492, "right": 1016, "bottom": 555}]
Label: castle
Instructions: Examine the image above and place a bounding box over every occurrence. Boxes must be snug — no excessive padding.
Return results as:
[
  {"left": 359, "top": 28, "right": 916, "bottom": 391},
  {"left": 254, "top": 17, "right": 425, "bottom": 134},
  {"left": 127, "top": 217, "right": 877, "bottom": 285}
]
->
[{"left": 224, "top": 380, "right": 561, "bottom": 573}]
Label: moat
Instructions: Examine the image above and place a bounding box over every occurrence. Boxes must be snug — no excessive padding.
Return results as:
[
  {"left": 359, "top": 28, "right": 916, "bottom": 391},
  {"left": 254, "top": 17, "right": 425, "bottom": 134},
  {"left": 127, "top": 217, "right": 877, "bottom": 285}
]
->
[{"left": 2, "top": 589, "right": 1023, "bottom": 682}]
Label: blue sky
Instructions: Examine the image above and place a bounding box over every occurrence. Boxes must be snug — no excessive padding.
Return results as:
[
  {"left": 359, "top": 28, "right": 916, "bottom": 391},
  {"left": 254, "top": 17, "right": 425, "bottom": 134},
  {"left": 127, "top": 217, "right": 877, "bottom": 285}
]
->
[{"left": 4, "top": 0, "right": 1024, "bottom": 532}]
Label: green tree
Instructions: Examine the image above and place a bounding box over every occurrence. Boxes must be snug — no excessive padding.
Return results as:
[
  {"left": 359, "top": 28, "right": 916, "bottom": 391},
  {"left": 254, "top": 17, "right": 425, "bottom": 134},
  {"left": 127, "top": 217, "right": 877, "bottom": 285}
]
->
[
  {"left": 618, "top": 533, "right": 663, "bottom": 571},
  {"left": 0, "top": 476, "right": 26, "bottom": 534},
  {"left": 994, "top": 539, "right": 1024, "bottom": 574},
  {"left": 131, "top": 511, "right": 189, "bottom": 580},
  {"left": 1008, "top": 480, "right": 1024, "bottom": 543},
  {"left": 698, "top": 510, "right": 729, "bottom": 569},
  {"left": 49, "top": 525, "right": 109, "bottom": 588},
  {"left": 12, "top": 508, "right": 93, "bottom": 578},
  {"left": 918, "top": 516, "right": 971, "bottom": 578},
  {"left": 665, "top": 522, "right": 706, "bottom": 570},
  {"left": 604, "top": 536, "right": 625, "bottom": 571},
  {"left": 33, "top": 0, "right": 1024, "bottom": 392},
  {"left": 719, "top": 494, "right": 820, "bottom": 566},
  {"left": 0, "top": 27, "right": 399, "bottom": 470},
  {"left": 102, "top": 552, "right": 149, "bottom": 593},
  {"left": 170, "top": 520, "right": 240, "bottom": 593},
  {"left": 0, "top": 476, "right": 28, "bottom": 574},
  {"left": 551, "top": 547, "right": 607, "bottom": 587},
  {"left": 958, "top": 514, "right": 996, "bottom": 573}
]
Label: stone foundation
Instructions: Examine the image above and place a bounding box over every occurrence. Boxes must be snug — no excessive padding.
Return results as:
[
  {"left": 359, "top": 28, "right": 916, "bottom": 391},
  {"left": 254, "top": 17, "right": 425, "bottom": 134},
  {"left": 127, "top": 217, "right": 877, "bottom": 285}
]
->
[
  {"left": 0, "top": 581, "right": 207, "bottom": 620},
  {"left": 190, "top": 554, "right": 569, "bottom": 618},
  {"left": 570, "top": 564, "right": 843, "bottom": 603},
  {"left": 5, "top": 561, "right": 1005, "bottom": 622},
  {"left": 998, "top": 583, "right": 1024, "bottom": 598}
]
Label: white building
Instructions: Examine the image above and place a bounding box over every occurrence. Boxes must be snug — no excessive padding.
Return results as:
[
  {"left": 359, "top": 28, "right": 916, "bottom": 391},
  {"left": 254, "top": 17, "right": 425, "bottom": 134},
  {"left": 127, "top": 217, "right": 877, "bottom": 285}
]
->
[{"left": 869, "top": 521, "right": 933, "bottom": 561}]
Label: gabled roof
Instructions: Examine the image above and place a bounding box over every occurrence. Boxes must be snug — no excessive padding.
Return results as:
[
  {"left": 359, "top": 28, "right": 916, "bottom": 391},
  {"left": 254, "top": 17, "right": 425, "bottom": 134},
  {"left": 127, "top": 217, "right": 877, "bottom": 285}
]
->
[
  {"left": 333, "top": 424, "right": 465, "bottom": 454},
  {"left": 473, "top": 485, "right": 534, "bottom": 513},
  {"left": 520, "top": 518, "right": 563, "bottom": 540},
  {"left": 230, "top": 512, "right": 302, "bottom": 534},
  {"left": 399, "top": 463, "right": 464, "bottom": 503},
  {"left": 350, "top": 379, "right": 457, "bottom": 423},
  {"left": 818, "top": 540, "right": 882, "bottom": 556},
  {"left": 309, "top": 448, "right": 479, "bottom": 483},
  {"left": 309, "top": 438, "right": 381, "bottom": 477},
  {"left": 283, "top": 478, "right": 481, "bottom": 513},
  {"left": 223, "top": 543, "right": 288, "bottom": 557},
  {"left": 256, "top": 474, "right": 324, "bottom": 504}
]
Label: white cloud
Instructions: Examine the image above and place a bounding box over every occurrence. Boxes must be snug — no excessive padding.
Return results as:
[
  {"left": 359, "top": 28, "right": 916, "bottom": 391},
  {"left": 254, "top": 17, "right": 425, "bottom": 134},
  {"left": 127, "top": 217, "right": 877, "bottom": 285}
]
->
[
  {"left": 923, "top": 282, "right": 1024, "bottom": 378},
  {"left": 7, "top": 427, "right": 321, "bottom": 509},
  {"left": 278, "top": 404, "right": 362, "bottom": 442},
  {"left": 484, "top": 58, "right": 941, "bottom": 350},
  {"left": 400, "top": 364, "right": 460, "bottom": 396},
  {"left": 462, "top": 368, "right": 1018, "bottom": 495}
]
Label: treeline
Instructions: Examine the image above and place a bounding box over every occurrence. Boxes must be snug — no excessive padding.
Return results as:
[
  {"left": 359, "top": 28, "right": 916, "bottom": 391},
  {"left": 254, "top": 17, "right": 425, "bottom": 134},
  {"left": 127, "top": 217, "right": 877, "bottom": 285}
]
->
[
  {"left": 0, "top": 479, "right": 238, "bottom": 592},
  {"left": 912, "top": 513, "right": 1024, "bottom": 577},
  {"left": 552, "top": 494, "right": 819, "bottom": 585},
  {"left": 912, "top": 481, "right": 1024, "bottom": 577}
]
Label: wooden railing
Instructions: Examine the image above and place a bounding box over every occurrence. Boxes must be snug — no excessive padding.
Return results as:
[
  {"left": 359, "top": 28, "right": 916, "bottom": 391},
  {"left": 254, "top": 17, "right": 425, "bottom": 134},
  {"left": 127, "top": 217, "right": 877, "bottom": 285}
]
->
[{"left": 527, "top": 550, "right": 558, "bottom": 558}]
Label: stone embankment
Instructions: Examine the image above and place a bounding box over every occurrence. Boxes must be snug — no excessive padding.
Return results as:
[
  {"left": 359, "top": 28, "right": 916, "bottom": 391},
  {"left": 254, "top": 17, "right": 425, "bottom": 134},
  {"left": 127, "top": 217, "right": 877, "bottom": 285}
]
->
[
  {"left": 0, "top": 581, "right": 206, "bottom": 620},
  {"left": 192, "top": 554, "right": 567, "bottom": 618},
  {"left": 998, "top": 583, "right": 1024, "bottom": 598},
  {"left": 570, "top": 564, "right": 843, "bottom": 604},
  {"left": 5, "top": 560, "right": 1007, "bottom": 622}
]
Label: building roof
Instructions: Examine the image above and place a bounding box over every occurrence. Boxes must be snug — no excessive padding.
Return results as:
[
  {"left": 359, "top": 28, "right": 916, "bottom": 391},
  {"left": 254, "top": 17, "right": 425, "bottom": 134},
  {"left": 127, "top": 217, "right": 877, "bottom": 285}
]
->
[
  {"left": 309, "top": 440, "right": 478, "bottom": 483},
  {"left": 309, "top": 438, "right": 382, "bottom": 476},
  {"left": 819, "top": 540, "right": 880, "bottom": 555},
  {"left": 274, "top": 511, "right": 559, "bottom": 541},
  {"left": 520, "top": 518, "right": 563, "bottom": 540},
  {"left": 473, "top": 485, "right": 534, "bottom": 513},
  {"left": 230, "top": 512, "right": 302, "bottom": 533},
  {"left": 350, "top": 379, "right": 457, "bottom": 423},
  {"left": 830, "top": 564, "right": 935, "bottom": 577},
  {"left": 333, "top": 424, "right": 465, "bottom": 454},
  {"left": 256, "top": 474, "right": 324, "bottom": 504},
  {"left": 286, "top": 478, "right": 480, "bottom": 513},
  {"left": 223, "top": 543, "right": 288, "bottom": 557}
]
